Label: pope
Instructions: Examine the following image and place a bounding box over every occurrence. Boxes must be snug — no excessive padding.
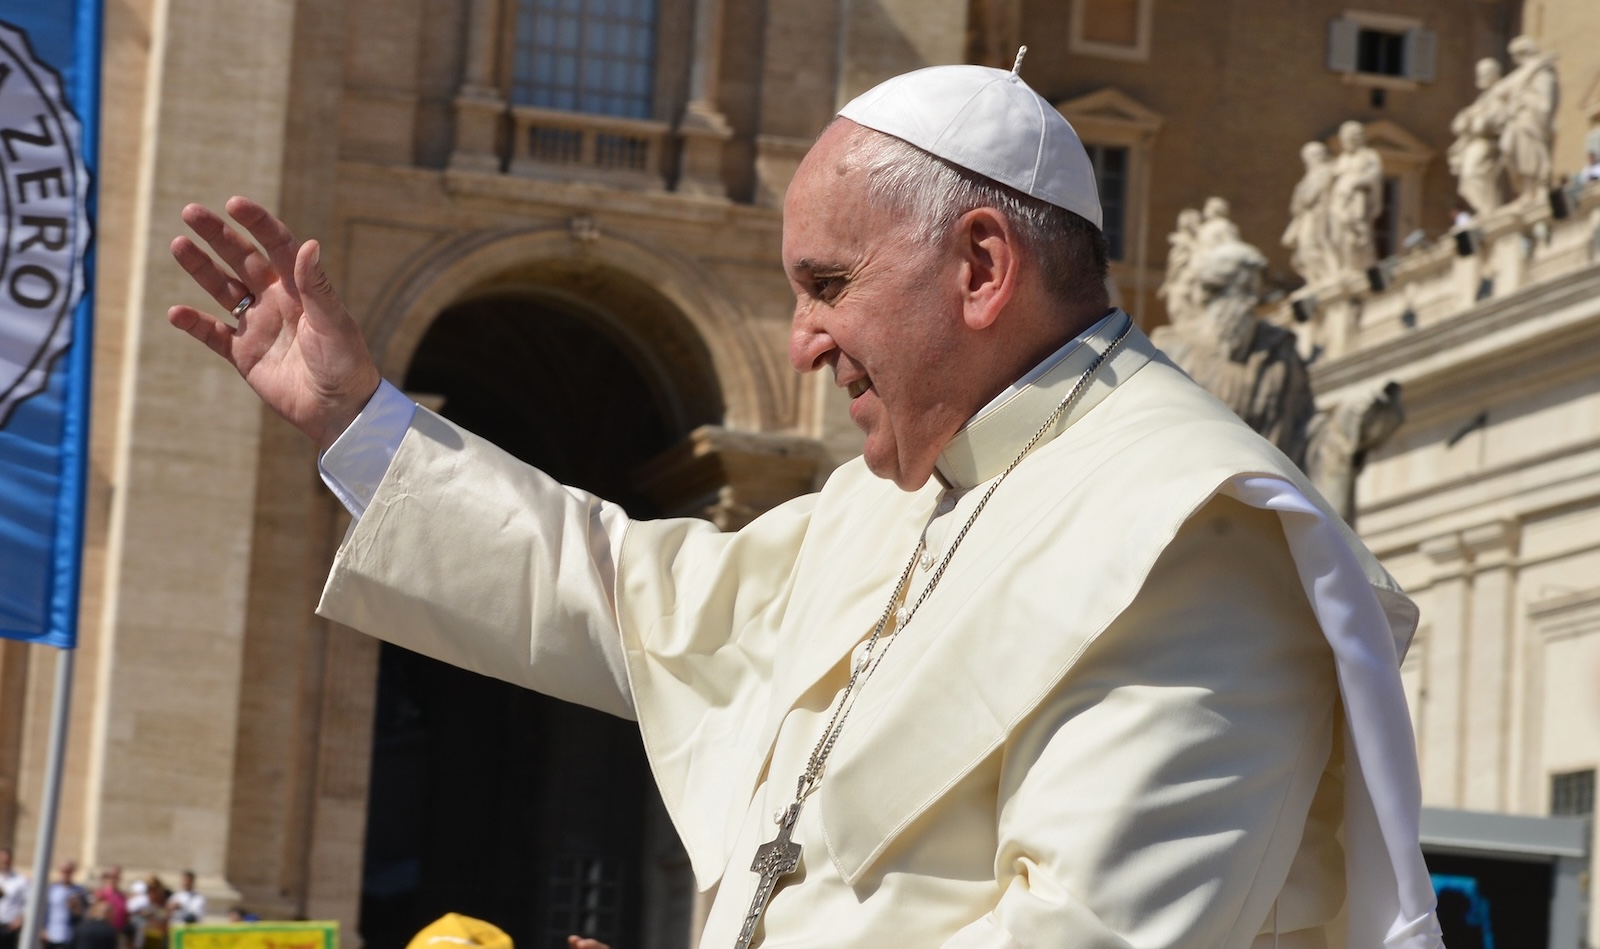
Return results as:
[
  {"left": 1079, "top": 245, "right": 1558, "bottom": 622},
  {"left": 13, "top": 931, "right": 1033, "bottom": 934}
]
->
[{"left": 169, "top": 62, "right": 1443, "bottom": 948}]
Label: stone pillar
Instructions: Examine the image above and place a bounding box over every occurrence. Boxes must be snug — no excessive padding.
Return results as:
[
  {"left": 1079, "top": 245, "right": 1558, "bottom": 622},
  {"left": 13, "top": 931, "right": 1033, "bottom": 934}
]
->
[
  {"left": 752, "top": 0, "right": 842, "bottom": 208},
  {"left": 836, "top": 0, "right": 969, "bottom": 104},
  {"left": 1418, "top": 531, "right": 1470, "bottom": 806},
  {"left": 44, "top": 0, "right": 296, "bottom": 900},
  {"left": 676, "top": 0, "right": 733, "bottom": 198},
  {"left": 0, "top": 641, "right": 25, "bottom": 845},
  {"left": 451, "top": 0, "right": 507, "bottom": 172},
  {"left": 1459, "top": 519, "right": 1520, "bottom": 811}
]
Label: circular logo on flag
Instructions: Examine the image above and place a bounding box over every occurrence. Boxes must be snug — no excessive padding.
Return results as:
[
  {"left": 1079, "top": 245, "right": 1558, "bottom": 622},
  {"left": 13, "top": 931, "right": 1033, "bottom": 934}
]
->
[{"left": 0, "top": 21, "right": 91, "bottom": 429}]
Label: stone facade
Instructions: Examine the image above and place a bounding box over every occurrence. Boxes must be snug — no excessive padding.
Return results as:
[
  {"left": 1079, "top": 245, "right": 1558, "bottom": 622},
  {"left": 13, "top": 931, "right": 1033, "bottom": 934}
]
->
[
  {"left": 1297, "top": 178, "right": 1600, "bottom": 944},
  {"left": 1, "top": 0, "right": 1597, "bottom": 947}
]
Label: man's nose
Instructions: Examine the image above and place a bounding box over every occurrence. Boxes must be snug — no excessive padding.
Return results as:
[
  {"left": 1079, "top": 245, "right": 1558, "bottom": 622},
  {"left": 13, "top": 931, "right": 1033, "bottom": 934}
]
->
[{"left": 788, "top": 307, "right": 834, "bottom": 374}]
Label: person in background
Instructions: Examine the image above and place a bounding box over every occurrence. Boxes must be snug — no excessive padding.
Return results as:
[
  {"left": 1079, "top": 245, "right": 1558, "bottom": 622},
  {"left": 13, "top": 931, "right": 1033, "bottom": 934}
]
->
[
  {"left": 67, "top": 903, "right": 117, "bottom": 949},
  {"left": 0, "top": 849, "right": 26, "bottom": 949},
  {"left": 92, "top": 869, "right": 126, "bottom": 941},
  {"left": 132, "top": 879, "right": 169, "bottom": 949},
  {"left": 1580, "top": 146, "right": 1600, "bottom": 185},
  {"left": 165, "top": 872, "right": 204, "bottom": 925},
  {"left": 43, "top": 862, "right": 87, "bottom": 949}
]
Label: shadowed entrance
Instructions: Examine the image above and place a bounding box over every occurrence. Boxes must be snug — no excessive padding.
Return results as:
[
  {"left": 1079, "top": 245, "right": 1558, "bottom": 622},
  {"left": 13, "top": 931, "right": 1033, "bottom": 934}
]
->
[{"left": 359, "top": 292, "right": 712, "bottom": 949}]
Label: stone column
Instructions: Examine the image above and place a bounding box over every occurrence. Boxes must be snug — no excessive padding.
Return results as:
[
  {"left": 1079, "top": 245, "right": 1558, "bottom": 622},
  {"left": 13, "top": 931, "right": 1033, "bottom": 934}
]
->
[
  {"left": 42, "top": 0, "right": 297, "bottom": 901},
  {"left": 1418, "top": 531, "right": 1470, "bottom": 807},
  {"left": 1459, "top": 519, "right": 1520, "bottom": 811},
  {"left": 450, "top": 0, "right": 507, "bottom": 172},
  {"left": 676, "top": 0, "right": 733, "bottom": 198},
  {"left": 836, "top": 0, "right": 968, "bottom": 104}
]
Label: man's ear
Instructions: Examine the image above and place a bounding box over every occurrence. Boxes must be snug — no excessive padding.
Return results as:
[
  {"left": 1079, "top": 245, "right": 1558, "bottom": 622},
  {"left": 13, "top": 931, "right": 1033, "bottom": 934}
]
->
[{"left": 957, "top": 207, "right": 1018, "bottom": 330}]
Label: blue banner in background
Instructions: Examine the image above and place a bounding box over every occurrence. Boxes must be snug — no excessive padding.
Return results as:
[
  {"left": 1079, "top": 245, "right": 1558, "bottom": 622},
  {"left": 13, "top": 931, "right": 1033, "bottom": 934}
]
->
[{"left": 0, "top": 3, "right": 99, "bottom": 649}]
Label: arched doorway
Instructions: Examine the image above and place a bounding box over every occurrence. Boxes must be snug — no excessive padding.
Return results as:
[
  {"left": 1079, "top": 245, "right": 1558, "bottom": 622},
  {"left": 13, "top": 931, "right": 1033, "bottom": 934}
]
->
[{"left": 358, "top": 288, "right": 720, "bottom": 949}]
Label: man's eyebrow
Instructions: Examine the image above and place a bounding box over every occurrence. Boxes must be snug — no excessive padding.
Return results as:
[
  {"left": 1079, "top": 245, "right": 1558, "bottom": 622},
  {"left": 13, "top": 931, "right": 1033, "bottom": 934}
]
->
[{"left": 793, "top": 257, "right": 849, "bottom": 275}]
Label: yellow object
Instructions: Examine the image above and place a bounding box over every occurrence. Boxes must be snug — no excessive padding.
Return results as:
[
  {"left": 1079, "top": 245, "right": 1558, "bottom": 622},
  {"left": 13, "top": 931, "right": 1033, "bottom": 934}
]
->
[
  {"left": 171, "top": 922, "right": 338, "bottom": 949},
  {"left": 404, "top": 914, "right": 513, "bottom": 949}
]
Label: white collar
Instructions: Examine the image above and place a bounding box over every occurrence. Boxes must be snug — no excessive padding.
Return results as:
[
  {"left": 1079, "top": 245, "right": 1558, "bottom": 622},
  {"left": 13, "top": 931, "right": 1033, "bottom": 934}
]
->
[{"left": 933, "top": 310, "right": 1143, "bottom": 490}]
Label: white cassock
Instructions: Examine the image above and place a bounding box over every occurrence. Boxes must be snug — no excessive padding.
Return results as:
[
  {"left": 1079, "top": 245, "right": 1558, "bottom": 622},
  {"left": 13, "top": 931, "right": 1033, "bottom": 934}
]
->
[{"left": 318, "top": 311, "right": 1442, "bottom": 948}]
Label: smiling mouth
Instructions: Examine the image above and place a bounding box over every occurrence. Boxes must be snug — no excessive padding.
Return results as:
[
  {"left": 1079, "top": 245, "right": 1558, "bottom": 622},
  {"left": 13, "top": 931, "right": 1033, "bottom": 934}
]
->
[{"left": 847, "top": 378, "right": 872, "bottom": 399}]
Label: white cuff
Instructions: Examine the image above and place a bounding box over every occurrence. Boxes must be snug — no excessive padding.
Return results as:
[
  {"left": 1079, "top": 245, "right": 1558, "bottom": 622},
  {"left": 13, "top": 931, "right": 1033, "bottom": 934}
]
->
[{"left": 317, "top": 379, "right": 417, "bottom": 519}]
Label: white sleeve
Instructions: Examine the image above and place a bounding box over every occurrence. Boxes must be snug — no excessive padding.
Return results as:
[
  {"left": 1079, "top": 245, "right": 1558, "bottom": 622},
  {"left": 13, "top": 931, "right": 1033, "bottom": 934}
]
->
[
  {"left": 318, "top": 406, "right": 640, "bottom": 718},
  {"left": 317, "top": 379, "right": 418, "bottom": 519}
]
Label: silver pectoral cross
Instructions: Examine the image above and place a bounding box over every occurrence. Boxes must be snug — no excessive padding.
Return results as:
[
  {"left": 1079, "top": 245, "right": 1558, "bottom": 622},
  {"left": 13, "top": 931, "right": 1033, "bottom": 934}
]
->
[{"left": 733, "top": 801, "right": 803, "bottom": 949}]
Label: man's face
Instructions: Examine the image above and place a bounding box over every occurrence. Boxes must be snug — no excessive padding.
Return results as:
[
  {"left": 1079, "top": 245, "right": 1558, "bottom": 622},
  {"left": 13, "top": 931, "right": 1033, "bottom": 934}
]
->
[
  {"left": 784, "top": 123, "right": 970, "bottom": 490},
  {"left": 0, "top": 850, "right": 10, "bottom": 873},
  {"left": 181, "top": 873, "right": 195, "bottom": 891}
]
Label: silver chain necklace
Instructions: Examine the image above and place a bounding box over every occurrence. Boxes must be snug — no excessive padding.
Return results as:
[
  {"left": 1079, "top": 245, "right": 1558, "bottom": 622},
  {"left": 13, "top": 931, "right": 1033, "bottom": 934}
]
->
[{"left": 732, "top": 318, "right": 1133, "bottom": 949}]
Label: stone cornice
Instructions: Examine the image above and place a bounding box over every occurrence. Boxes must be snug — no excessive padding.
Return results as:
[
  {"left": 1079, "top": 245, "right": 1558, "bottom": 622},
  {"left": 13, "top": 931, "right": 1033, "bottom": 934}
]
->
[
  {"left": 338, "top": 159, "right": 786, "bottom": 229},
  {"left": 1311, "top": 262, "right": 1600, "bottom": 400},
  {"left": 1528, "top": 586, "right": 1600, "bottom": 642}
]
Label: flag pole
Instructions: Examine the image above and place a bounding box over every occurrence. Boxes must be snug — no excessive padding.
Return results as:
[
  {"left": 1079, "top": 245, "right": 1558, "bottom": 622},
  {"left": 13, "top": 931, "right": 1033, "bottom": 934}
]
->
[{"left": 18, "top": 647, "right": 76, "bottom": 949}]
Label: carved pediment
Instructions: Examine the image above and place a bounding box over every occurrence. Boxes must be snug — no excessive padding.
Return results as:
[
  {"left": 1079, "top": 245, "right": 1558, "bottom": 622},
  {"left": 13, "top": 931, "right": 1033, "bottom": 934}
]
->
[{"left": 1055, "top": 87, "right": 1164, "bottom": 141}]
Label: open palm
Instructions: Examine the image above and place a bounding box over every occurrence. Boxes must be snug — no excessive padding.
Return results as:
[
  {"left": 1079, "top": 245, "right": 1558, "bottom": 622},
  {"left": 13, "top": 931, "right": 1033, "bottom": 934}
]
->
[{"left": 169, "top": 196, "right": 381, "bottom": 450}]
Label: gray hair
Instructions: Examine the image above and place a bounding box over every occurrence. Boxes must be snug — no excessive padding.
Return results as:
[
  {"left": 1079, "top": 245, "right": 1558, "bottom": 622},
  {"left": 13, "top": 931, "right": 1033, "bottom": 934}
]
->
[{"left": 839, "top": 127, "right": 1110, "bottom": 308}]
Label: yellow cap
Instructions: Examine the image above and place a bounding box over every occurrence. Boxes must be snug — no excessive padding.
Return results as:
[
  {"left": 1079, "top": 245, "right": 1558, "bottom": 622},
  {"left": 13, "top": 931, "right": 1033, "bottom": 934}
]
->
[{"left": 405, "top": 914, "right": 513, "bottom": 949}]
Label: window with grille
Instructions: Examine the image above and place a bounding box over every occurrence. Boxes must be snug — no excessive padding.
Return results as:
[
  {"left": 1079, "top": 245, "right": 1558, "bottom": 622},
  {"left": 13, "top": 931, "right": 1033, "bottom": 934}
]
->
[
  {"left": 1086, "top": 145, "right": 1128, "bottom": 261},
  {"left": 545, "top": 855, "right": 623, "bottom": 949},
  {"left": 513, "top": 0, "right": 659, "bottom": 119},
  {"left": 1551, "top": 768, "right": 1595, "bottom": 817}
]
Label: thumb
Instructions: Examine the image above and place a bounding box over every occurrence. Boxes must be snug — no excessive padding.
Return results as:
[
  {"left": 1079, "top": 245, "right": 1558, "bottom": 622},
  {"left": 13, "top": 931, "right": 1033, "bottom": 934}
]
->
[{"left": 295, "top": 239, "right": 348, "bottom": 334}]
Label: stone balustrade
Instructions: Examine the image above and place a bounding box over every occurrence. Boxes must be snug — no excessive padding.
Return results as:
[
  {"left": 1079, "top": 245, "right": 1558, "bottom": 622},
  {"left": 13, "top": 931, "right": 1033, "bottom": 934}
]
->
[
  {"left": 507, "top": 105, "right": 673, "bottom": 189},
  {"left": 1278, "top": 181, "right": 1600, "bottom": 363}
]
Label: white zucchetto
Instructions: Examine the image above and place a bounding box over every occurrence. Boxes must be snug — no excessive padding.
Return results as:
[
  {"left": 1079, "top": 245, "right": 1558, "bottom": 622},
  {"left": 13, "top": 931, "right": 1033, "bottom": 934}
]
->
[{"left": 837, "top": 63, "right": 1104, "bottom": 230}]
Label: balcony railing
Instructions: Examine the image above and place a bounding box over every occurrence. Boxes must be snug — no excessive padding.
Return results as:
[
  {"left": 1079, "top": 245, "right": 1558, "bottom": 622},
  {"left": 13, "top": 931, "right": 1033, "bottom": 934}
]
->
[{"left": 508, "top": 105, "right": 671, "bottom": 190}]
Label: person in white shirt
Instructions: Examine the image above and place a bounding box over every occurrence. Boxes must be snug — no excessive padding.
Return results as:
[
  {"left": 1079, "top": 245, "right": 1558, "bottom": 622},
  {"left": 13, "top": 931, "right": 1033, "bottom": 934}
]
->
[
  {"left": 165, "top": 872, "right": 205, "bottom": 925},
  {"left": 42, "top": 861, "right": 85, "bottom": 949},
  {"left": 0, "top": 849, "right": 27, "bottom": 949}
]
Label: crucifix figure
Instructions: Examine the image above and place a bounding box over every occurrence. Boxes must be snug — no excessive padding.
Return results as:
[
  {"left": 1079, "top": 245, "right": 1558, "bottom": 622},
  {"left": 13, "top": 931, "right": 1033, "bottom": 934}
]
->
[{"left": 733, "top": 801, "right": 803, "bottom": 949}]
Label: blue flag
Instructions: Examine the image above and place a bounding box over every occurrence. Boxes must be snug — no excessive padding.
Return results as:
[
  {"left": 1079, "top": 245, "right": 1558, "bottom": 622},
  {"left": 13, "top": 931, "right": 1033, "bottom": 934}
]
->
[{"left": 0, "top": 3, "right": 99, "bottom": 649}]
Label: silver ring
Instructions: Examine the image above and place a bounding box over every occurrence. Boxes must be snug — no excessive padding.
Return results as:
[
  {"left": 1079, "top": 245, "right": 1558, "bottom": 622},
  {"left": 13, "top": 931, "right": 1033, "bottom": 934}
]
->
[{"left": 231, "top": 294, "right": 254, "bottom": 319}]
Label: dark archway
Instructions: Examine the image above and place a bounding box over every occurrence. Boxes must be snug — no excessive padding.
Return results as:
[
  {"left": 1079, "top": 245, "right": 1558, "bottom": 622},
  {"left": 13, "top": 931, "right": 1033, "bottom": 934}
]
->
[{"left": 359, "top": 292, "right": 714, "bottom": 949}]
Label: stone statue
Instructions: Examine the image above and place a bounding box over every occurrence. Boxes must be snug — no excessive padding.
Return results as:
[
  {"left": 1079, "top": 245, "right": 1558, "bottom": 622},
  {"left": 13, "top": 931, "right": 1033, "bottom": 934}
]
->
[
  {"left": 1151, "top": 237, "right": 1406, "bottom": 523},
  {"left": 1283, "top": 142, "right": 1337, "bottom": 286},
  {"left": 1497, "top": 35, "right": 1560, "bottom": 207},
  {"left": 1157, "top": 208, "right": 1203, "bottom": 325},
  {"left": 1196, "top": 196, "right": 1241, "bottom": 248},
  {"left": 1305, "top": 382, "right": 1405, "bottom": 523},
  {"left": 1159, "top": 198, "right": 1241, "bottom": 325},
  {"left": 1449, "top": 58, "right": 1507, "bottom": 216},
  {"left": 1329, "top": 121, "right": 1384, "bottom": 276},
  {"left": 1152, "top": 240, "right": 1316, "bottom": 468}
]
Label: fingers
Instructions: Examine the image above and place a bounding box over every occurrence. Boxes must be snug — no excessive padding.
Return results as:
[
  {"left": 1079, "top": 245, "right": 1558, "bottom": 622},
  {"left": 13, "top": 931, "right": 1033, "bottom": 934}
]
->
[
  {"left": 226, "top": 196, "right": 301, "bottom": 298},
  {"left": 180, "top": 202, "right": 277, "bottom": 293},
  {"left": 167, "top": 305, "right": 236, "bottom": 364},
  {"left": 171, "top": 236, "right": 253, "bottom": 314}
]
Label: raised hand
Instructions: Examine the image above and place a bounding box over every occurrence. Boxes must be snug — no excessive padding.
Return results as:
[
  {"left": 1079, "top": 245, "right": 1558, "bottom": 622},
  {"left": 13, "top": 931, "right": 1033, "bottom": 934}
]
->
[{"left": 169, "top": 196, "right": 382, "bottom": 451}]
